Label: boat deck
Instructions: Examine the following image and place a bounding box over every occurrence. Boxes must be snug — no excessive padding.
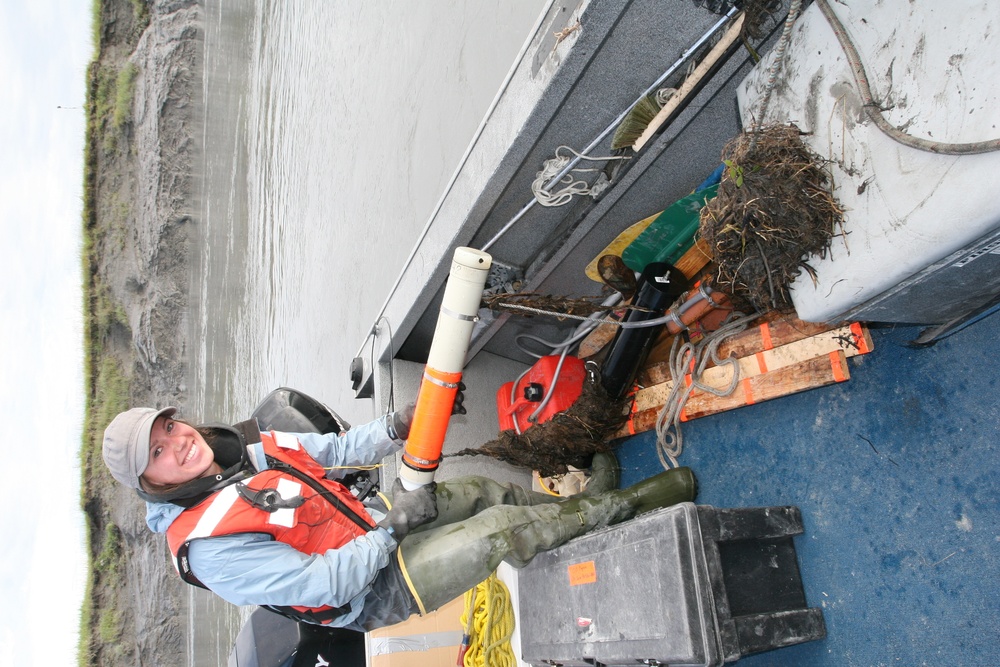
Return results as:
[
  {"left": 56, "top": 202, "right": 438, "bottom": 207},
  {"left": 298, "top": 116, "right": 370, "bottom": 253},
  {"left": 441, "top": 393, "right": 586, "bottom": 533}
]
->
[{"left": 616, "top": 320, "right": 1000, "bottom": 666}]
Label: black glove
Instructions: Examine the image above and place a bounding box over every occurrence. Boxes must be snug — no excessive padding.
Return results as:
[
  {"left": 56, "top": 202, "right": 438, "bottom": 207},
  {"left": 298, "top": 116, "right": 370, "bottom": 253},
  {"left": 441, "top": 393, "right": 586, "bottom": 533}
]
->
[
  {"left": 390, "top": 382, "right": 467, "bottom": 440},
  {"left": 452, "top": 382, "right": 467, "bottom": 416},
  {"left": 378, "top": 479, "right": 439, "bottom": 542},
  {"left": 391, "top": 402, "right": 416, "bottom": 440}
]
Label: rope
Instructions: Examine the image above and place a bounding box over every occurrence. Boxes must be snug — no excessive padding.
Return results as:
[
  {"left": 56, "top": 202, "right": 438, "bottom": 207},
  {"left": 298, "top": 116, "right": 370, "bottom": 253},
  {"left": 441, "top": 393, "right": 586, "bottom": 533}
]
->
[
  {"left": 655, "top": 86, "right": 678, "bottom": 106},
  {"left": 459, "top": 572, "right": 516, "bottom": 667},
  {"left": 498, "top": 300, "right": 698, "bottom": 331},
  {"left": 531, "top": 145, "right": 630, "bottom": 207},
  {"left": 654, "top": 312, "right": 760, "bottom": 469},
  {"left": 748, "top": 0, "right": 803, "bottom": 150},
  {"left": 814, "top": 0, "right": 1000, "bottom": 155}
]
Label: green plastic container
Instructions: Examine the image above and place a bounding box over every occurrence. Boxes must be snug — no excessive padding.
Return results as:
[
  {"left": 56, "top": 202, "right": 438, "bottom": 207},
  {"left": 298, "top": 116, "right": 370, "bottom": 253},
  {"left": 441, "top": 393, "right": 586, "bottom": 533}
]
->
[{"left": 621, "top": 183, "right": 718, "bottom": 272}]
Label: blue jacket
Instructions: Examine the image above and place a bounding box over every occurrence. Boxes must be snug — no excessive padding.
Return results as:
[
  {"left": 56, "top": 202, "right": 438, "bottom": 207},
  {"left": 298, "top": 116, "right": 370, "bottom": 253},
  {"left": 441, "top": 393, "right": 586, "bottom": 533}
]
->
[{"left": 145, "top": 416, "right": 402, "bottom": 628}]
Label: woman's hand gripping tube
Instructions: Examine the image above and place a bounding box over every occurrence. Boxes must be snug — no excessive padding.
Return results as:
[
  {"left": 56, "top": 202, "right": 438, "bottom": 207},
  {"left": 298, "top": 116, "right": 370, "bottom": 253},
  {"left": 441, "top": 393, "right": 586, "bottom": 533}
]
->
[{"left": 400, "top": 247, "right": 492, "bottom": 490}]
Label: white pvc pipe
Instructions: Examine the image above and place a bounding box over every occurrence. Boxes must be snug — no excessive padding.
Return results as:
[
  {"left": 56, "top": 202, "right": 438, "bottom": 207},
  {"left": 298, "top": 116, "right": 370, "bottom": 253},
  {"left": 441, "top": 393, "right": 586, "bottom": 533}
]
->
[
  {"left": 400, "top": 247, "right": 493, "bottom": 490},
  {"left": 426, "top": 247, "right": 493, "bottom": 372}
]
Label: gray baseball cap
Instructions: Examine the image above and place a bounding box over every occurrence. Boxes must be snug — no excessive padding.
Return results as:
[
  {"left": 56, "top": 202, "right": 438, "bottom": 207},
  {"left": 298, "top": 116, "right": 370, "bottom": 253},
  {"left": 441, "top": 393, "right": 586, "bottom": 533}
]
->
[{"left": 103, "top": 406, "right": 178, "bottom": 489}]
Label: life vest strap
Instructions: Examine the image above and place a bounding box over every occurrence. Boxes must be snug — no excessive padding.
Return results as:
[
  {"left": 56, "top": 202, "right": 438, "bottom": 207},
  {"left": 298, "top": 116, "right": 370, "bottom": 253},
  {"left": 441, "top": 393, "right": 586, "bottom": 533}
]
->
[{"left": 265, "top": 456, "right": 375, "bottom": 534}]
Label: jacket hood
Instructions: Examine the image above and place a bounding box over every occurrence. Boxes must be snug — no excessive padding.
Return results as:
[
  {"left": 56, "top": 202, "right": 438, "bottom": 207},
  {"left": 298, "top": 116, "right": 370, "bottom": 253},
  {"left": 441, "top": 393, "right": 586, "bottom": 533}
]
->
[{"left": 146, "top": 500, "right": 186, "bottom": 533}]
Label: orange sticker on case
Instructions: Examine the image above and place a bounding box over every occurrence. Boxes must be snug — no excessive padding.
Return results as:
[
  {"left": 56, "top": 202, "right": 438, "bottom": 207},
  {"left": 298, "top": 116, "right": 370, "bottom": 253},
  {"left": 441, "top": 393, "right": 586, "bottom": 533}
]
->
[{"left": 568, "top": 561, "right": 597, "bottom": 586}]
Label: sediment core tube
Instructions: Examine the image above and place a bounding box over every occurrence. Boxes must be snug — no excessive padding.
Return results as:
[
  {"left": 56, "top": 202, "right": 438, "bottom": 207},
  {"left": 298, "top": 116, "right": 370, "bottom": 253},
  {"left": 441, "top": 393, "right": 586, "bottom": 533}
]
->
[{"left": 400, "top": 247, "right": 492, "bottom": 489}]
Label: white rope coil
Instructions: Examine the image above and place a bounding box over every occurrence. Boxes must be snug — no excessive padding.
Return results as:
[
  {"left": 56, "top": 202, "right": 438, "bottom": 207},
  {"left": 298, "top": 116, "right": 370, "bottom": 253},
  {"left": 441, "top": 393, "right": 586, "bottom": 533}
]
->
[{"left": 531, "top": 145, "right": 629, "bottom": 207}]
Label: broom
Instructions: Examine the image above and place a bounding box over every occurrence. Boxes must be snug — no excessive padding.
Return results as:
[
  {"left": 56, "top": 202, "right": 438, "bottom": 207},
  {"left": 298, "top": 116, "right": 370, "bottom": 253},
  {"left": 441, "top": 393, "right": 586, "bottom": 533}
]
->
[
  {"left": 631, "top": 12, "right": 746, "bottom": 151},
  {"left": 611, "top": 94, "right": 662, "bottom": 150},
  {"left": 609, "top": 14, "right": 745, "bottom": 151}
]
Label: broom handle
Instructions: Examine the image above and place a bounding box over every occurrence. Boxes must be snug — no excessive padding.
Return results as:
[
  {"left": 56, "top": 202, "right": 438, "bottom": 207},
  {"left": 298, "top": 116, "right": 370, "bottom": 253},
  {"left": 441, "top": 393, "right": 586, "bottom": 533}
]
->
[{"left": 633, "top": 12, "right": 746, "bottom": 151}]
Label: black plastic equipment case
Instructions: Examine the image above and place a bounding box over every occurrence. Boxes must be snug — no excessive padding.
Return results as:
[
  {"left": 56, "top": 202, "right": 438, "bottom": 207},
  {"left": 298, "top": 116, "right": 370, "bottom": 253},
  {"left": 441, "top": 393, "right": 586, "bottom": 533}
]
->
[{"left": 518, "top": 502, "right": 826, "bottom": 666}]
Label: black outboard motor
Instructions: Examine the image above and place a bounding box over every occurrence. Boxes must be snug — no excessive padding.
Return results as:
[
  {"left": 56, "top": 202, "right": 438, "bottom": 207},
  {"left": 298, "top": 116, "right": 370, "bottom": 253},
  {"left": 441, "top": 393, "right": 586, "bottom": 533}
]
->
[
  {"left": 227, "top": 387, "right": 371, "bottom": 667},
  {"left": 228, "top": 608, "right": 365, "bottom": 667},
  {"left": 252, "top": 387, "right": 352, "bottom": 436},
  {"left": 252, "top": 387, "right": 377, "bottom": 500}
]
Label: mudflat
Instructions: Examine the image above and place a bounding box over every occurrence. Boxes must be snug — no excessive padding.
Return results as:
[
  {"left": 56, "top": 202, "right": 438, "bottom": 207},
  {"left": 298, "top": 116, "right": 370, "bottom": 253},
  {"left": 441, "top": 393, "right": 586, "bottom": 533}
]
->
[{"left": 83, "top": 1, "right": 201, "bottom": 664}]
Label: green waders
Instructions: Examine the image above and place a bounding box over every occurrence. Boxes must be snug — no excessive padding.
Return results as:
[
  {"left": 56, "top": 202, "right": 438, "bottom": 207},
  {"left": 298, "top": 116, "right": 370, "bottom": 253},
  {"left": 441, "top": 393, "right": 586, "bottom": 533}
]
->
[{"left": 396, "top": 466, "right": 696, "bottom": 614}]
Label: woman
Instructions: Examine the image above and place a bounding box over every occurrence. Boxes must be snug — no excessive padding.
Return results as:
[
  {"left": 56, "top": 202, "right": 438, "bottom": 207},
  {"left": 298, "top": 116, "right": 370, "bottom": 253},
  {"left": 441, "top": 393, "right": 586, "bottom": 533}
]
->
[{"left": 102, "top": 402, "right": 696, "bottom": 631}]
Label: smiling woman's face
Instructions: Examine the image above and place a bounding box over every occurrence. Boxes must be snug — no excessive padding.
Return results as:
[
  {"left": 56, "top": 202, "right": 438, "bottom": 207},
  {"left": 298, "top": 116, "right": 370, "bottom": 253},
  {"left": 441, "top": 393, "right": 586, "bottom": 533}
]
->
[{"left": 143, "top": 416, "right": 219, "bottom": 486}]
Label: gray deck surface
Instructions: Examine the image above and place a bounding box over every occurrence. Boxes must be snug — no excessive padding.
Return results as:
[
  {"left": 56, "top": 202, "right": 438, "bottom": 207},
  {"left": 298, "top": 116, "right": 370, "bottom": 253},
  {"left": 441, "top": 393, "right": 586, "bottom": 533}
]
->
[{"left": 617, "top": 320, "right": 1000, "bottom": 666}]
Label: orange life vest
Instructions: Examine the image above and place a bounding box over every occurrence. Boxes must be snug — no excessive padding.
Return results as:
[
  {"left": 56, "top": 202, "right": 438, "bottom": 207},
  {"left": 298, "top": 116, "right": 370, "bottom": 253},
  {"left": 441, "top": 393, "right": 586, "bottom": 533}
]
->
[{"left": 165, "top": 429, "right": 376, "bottom": 624}]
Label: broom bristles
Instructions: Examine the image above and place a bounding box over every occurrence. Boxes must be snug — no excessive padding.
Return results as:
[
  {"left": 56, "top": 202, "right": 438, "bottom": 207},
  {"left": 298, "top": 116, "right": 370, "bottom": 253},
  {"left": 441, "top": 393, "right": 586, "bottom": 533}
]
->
[{"left": 611, "top": 94, "right": 662, "bottom": 150}]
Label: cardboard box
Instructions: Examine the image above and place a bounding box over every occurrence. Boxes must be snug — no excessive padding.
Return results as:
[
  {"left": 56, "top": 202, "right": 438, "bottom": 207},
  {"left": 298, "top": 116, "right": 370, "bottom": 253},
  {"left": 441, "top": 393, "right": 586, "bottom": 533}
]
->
[{"left": 368, "top": 596, "right": 465, "bottom": 667}]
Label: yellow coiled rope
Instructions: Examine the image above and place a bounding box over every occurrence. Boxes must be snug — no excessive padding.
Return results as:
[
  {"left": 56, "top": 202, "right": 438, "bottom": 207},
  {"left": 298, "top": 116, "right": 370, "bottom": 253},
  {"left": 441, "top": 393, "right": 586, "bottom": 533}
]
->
[{"left": 458, "top": 572, "right": 516, "bottom": 667}]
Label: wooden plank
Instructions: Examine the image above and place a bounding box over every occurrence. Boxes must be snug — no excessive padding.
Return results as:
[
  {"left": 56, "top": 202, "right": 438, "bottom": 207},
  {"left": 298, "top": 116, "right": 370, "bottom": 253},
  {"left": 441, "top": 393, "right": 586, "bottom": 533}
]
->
[
  {"left": 682, "top": 350, "right": 850, "bottom": 420},
  {"left": 614, "top": 351, "right": 851, "bottom": 438},
  {"left": 631, "top": 323, "right": 872, "bottom": 412},
  {"left": 715, "top": 317, "right": 842, "bottom": 361},
  {"left": 633, "top": 13, "right": 746, "bottom": 151},
  {"left": 673, "top": 237, "right": 713, "bottom": 281},
  {"left": 577, "top": 319, "right": 619, "bottom": 359},
  {"left": 639, "top": 315, "right": 848, "bottom": 386}
]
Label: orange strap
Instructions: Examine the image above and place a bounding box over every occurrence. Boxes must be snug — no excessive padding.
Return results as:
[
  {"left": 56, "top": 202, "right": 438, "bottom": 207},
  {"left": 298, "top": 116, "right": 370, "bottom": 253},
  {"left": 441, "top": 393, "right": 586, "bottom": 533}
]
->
[
  {"left": 741, "top": 378, "right": 755, "bottom": 405},
  {"left": 626, "top": 393, "right": 638, "bottom": 435},
  {"left": 760, "top": 322, "right": 774, "bottom": 350},
  {"left": 850, "top": 322, "right": 872, "bottom": 354},
  {"left": 678, "top": 374, "right": 694, "bottom": 422},
  {"left": 755, "top": 351, "right": 768, "bottom": 373},
  {"left": 829, "top": 351, "right": 847, "bottom": 382}
]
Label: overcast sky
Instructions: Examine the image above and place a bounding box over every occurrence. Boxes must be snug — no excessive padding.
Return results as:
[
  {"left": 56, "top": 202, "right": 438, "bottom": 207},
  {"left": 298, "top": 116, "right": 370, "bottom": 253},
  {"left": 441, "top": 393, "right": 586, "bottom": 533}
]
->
[{"left": 0, "top": 1, "right": 91, "bottom": 665}]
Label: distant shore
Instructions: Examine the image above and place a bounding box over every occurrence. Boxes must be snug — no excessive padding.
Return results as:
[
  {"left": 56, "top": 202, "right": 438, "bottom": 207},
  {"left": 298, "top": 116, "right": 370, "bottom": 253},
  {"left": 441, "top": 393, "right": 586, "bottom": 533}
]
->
[{"left": 80, "top": 1, "right": 201, "bottom": 665}]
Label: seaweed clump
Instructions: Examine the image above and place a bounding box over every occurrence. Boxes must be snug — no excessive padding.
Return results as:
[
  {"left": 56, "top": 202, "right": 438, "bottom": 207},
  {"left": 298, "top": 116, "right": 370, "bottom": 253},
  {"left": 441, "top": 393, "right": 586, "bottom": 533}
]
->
[
  {"left": 483, "top": 292, "right": 610, "bottom": 319},
  {"left": 700, "top": 124, "right": 844, "bottom": 312},
  {"left": 448, "top": 377, "right": 628, "bottom": 477}
]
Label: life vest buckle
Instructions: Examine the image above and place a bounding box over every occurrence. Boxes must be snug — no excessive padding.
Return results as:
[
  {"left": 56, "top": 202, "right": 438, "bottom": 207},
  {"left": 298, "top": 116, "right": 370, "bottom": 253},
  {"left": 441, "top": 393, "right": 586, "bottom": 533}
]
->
[{"left": 236, "top": 483, "right": 305, "bottom": 513}]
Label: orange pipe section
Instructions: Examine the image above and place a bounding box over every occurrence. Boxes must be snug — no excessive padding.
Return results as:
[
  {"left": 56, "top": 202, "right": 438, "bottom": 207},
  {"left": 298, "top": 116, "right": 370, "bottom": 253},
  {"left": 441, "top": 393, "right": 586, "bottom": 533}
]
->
[
  {"left": 402, "top": 367, "right": 463, "bottom": 471},
  {"left": 664, "top": 290, "right": 731, "bottom": 335}
]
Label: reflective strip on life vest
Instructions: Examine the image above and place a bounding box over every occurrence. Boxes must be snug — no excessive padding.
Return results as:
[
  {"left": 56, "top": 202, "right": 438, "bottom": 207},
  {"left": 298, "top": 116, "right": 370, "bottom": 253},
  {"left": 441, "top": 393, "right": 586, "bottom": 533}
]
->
[
  {"left": 274, "top": 431, "right": 300, "bottom": 450},
  {"left": 187, "top": 484, "right": 241, "bottom": 541},
  {"left": 268, "top": 478, "right": 302, "bottom": 529}
]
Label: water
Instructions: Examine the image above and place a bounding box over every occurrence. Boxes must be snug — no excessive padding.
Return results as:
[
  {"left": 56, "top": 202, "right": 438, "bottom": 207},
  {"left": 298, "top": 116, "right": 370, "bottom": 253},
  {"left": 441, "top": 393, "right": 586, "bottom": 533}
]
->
[{"left": 189, "top": 1, "right": 546, "bottom": 664}]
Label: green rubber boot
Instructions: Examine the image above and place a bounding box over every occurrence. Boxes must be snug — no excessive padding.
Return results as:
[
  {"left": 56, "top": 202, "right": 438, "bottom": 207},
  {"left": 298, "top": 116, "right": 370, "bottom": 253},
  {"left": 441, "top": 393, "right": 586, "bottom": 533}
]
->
[
  {"left": 582, "top": 450, "right": 621, "bottom": 495},
  {"left": 626, "top": 465, "right": 698, "bottom": 515},
  {"left": 412, "top": 453, "right": 620, "bottom": 531},
  {"left": 397, "top": 466, "right": 696, "bottom": 614},
  {"left": 422, "top": 476, "right": 564, "bottom": 529}
]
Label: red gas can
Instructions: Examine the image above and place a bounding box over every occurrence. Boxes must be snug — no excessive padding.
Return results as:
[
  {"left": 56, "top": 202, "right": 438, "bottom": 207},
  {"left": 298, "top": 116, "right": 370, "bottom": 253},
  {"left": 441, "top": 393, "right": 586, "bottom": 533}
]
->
[{"left": 497, "top": 355, "right": 587, "bottom": 432}]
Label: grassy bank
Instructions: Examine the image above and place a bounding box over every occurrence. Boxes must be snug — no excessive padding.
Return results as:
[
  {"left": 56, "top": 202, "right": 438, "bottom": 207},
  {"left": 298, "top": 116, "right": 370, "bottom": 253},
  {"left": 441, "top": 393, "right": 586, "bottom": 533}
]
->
[{"left": 78, "top": 0, "right": 149, "bottom": 664}]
